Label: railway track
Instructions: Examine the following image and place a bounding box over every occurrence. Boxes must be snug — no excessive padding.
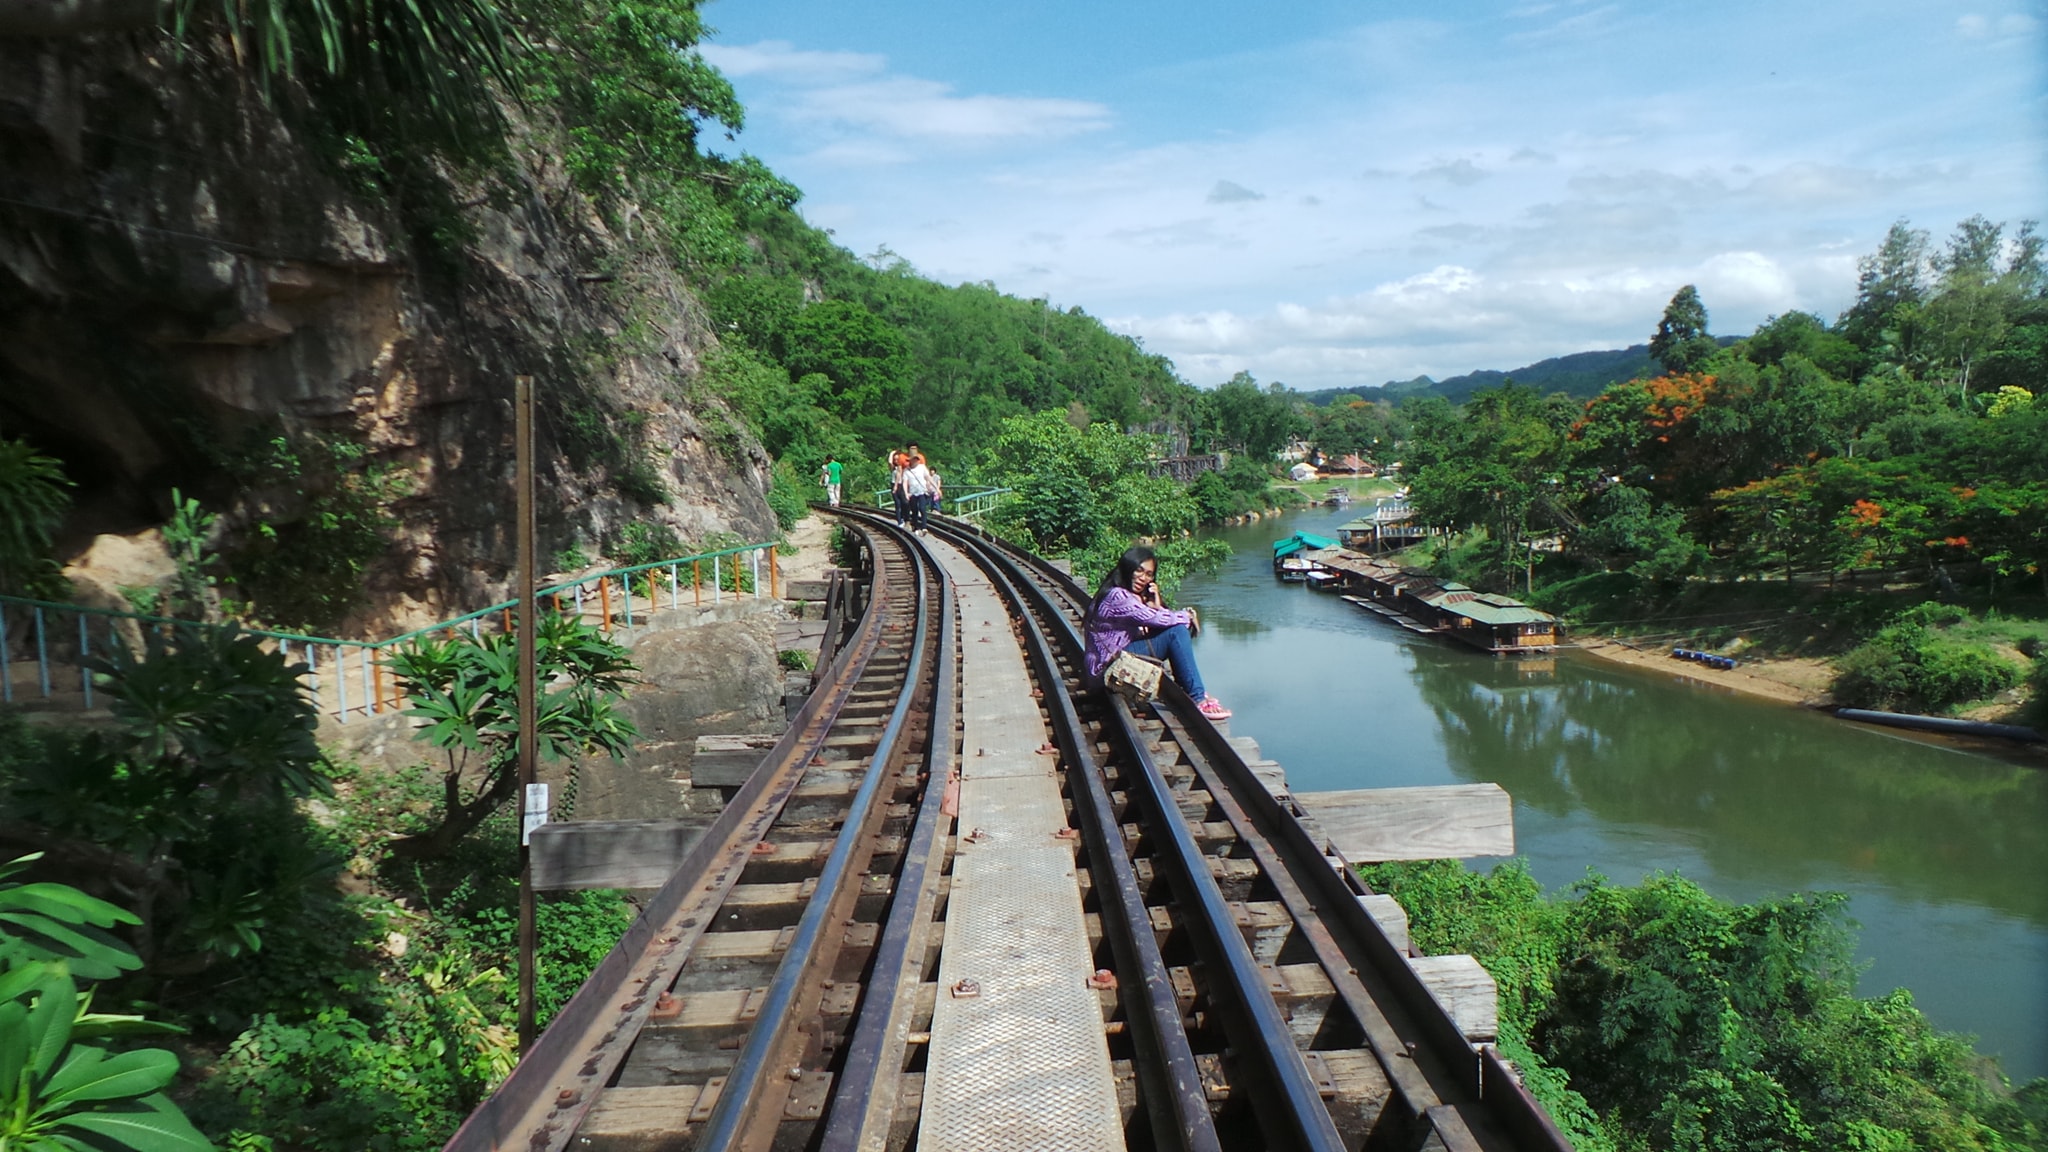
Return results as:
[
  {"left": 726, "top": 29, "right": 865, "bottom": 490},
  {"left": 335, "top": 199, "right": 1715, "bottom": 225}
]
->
[{"left": 443, "top": 509, "right": 1572, "bottom": 1152}]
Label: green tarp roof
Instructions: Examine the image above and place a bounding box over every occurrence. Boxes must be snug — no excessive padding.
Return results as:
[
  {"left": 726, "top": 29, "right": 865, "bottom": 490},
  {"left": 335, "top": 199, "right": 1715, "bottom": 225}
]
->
[{"left": 1273, "top": 531, "right": 1339, "bottom": 558}]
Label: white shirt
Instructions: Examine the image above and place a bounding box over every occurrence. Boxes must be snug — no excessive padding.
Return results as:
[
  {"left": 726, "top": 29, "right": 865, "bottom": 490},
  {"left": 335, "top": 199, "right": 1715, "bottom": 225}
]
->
[{"left": 902, "top": 463, "right": 934, "bottom": 497}]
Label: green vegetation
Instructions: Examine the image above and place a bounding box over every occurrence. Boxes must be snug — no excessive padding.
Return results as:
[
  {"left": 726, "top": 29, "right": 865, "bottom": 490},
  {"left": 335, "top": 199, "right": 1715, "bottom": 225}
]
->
[
  {"left": 1, "top": 855, "right": 211, "bottom": 1152},
  {"left": 383, "top": 613, "right": 636, "bottom": 858},
  {"left": 218, "top": 434, "right": 412, "bottom": 631},
  {"left": 1361, "top": 860, "right": 2048, "bottom": 1152},
  {"left": 0, "top": 614, "right": 646, "bottom": 1150},
  {"left": 776, "top": 648, "right": 814, "bottom": 672},
  {"left": 0, "top": 437, "right": 73, "bottom": 598},
  {"left": 1380, "top": 216, "right": 2046, "bottom": 711}
]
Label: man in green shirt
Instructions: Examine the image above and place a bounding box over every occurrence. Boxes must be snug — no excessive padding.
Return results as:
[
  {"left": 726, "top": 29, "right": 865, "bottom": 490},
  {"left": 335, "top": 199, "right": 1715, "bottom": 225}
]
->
[{"left": 820, "top": 456, "right": 842, "bottom": 506}]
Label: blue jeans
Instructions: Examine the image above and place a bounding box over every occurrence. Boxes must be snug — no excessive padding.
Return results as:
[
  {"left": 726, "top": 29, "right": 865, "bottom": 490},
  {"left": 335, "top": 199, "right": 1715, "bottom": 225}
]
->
[
  {"left": 908, "top": 493, "right": 931, "bottom": 530},
  {"left": 1126, "top": 623, "right": 1204, "bottom": 702}
]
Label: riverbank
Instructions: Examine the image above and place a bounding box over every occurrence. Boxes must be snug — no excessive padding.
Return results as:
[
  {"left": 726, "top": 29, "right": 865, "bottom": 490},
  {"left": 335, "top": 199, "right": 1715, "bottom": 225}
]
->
[{"left": 1574, "top": 638, "right": 1833, "bottom": 707}]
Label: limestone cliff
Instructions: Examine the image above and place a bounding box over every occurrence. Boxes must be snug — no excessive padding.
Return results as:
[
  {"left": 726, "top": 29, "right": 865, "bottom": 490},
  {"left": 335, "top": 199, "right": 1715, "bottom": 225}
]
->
[{"left": 0, "top": 32, "right": 776, "bottom": 636}]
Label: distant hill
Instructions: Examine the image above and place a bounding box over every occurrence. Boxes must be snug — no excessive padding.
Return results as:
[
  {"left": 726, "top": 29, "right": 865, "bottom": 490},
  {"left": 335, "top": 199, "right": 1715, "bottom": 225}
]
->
[{"left": 1300, "top": 344, "right": 1669, "bottom": 406}]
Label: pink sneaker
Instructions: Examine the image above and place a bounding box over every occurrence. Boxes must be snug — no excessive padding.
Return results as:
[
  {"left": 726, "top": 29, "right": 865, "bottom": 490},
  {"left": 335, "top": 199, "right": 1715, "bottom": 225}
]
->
[{"left": 1196, "top": 696, "right": 1232, "bottom": 720}]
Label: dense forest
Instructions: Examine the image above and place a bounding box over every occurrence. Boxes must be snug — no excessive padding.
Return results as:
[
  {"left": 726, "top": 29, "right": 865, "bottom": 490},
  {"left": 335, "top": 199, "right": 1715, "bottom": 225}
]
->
[{"left": 1, "top": 1, "right": 2044, "bottom": 1150}]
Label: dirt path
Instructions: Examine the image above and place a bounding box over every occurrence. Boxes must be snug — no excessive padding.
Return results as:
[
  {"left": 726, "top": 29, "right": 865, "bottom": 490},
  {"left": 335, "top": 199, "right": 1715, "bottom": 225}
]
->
[{"left": 1574, "top": 639, "right": 1833, "bottom": 707}]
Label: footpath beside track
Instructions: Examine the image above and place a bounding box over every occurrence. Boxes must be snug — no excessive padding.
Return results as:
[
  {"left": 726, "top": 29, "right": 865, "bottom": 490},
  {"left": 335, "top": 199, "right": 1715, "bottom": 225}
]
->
[{"left": 444, "top": 509, "right": 1572, "bottom": 1152}]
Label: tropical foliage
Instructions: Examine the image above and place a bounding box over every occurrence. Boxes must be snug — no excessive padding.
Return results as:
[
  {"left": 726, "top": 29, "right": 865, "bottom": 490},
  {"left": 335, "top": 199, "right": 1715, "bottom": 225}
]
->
[
  {"left": 1361, "top": 860, "right": 2048, "bottom": 1152},
  {"left": 383, "top": 613, "right": 637, "bottom": 858},
  {"left": 0, "top": 856, "right": 210, "bottom": 1152},
  {"left": 0, "top": 437, "right": 72, "bottom": 598}
]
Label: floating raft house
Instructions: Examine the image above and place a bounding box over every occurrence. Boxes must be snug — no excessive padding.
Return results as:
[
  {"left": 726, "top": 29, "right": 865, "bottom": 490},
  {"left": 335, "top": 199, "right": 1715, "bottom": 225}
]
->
[
  {"left": 1311, "top": 547, "right": 1561, "bottom": 653},
  {"left": 1273, "top": 531, "right": 1339, "bottom": 580}
]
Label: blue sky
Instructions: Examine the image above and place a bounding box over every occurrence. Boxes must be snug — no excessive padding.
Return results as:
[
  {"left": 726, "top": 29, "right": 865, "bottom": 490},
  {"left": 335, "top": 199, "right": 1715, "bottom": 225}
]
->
[{"left": 698, "top": 0, "right": 2046, "bottom": 390}]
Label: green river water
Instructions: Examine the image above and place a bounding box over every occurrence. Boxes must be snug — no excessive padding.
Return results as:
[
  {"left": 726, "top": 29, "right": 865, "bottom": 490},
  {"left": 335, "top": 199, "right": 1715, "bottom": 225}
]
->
[{"left": 1172, "top": 503, "right": 2048, "bottom": 1082}]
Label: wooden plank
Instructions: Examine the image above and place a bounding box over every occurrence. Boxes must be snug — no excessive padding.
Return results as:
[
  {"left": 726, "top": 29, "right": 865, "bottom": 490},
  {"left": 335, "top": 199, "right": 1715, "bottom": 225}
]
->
[
  {"left": 1294, "top": 784, "right": 1514, "bottom": 862},
  {"left": 1408, "top": 954, "right": 1498, "bottom": 1041},
  {"left": 529, "top": 818, "right": 713, "bottom": 890},
  {"left": 691, "top": 732, "right": 779, "bottom": 788},
  {"left": 1358, "top": 893, "right": 1410, "bottom": 954},
  {"left": 581, "top": 1085, "right": 703, "bottom": 1141}
]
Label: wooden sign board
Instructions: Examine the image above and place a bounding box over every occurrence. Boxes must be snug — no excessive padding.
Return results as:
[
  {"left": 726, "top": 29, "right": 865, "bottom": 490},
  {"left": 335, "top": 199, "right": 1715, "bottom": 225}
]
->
[
  {"left": 529, "top": 818, "right": 714, "bottom": 890},
  {"left": 1295, "top": 783, "right": 1514, "bottom": 862}
]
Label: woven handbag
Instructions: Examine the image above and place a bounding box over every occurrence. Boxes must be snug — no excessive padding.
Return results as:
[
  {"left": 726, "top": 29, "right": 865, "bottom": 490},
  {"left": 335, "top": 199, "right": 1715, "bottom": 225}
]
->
[{"left": 1103, "top": 649, "right": 1165, "bottom": 705}]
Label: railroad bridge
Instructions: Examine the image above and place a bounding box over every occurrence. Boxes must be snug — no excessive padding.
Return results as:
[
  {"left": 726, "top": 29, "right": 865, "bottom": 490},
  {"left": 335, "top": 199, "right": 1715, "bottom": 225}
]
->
[{"left": 450, "top": 510, "right": 1569, "bottom": 1152}]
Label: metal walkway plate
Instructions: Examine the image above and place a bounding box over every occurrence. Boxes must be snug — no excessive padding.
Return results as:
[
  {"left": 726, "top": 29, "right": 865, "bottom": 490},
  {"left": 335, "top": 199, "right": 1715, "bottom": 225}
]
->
[{"left": 918, "top": 542, "right": 1122, "bottom": 1152}]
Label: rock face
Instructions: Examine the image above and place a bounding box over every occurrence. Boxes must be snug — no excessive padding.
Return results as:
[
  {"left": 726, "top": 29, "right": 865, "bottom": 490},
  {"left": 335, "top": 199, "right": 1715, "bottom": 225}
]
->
[{"left": 0, "top": 33, "right": 776, "bottom": 636}]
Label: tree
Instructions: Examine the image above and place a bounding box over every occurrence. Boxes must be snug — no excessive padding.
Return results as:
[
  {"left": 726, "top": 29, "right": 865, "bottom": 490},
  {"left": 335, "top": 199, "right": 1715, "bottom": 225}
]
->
[
  {"left": 1838, "top": 221, "right": 1931, "bottom": 361},
  {"left": 1649, "top": 286, "right": 1717, "bottom": 375},
  {"left": 1196, "top": 373, "right": 1304, "bottom": 459},
  {"left": 385, "top": 613, "right": 638, "bottom": 859},
  {"left": 783, "top": 301, "right": 915, "bottom": 418}
]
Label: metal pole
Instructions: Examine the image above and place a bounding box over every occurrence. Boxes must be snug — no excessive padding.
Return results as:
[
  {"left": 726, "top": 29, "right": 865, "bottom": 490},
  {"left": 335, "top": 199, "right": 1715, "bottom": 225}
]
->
[
  {"left": 306, "top": 643, "right": 319, "bottom": 714},
  {"left": 34, "top": 607, "right": 49, "bottom": 698},
  {"left": 713, "top": 556, "right": 721, "bottom": 603},
  {"left": 77, "top": 613, "right": 90, "bottom": 709},
  {"left": 514, "top": 375, "right": 541, "bottom": 1051},
  {"left": 336, "top": 645, "right": 350, "bottom": 722}
]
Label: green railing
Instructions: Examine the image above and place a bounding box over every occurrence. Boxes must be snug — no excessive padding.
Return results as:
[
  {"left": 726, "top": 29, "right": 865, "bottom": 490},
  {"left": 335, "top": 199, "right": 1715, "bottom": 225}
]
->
[
  {"left": 0, "top": 539, "right": 779, "bottom": 723},
  {"left": 866, "top": 486, "right": 1011, "bottom": 520}
]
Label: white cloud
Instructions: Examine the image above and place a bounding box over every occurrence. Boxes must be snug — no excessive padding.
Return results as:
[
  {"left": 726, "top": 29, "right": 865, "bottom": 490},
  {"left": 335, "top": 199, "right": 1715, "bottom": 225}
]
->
[
  {"left": 703, "top": 40, "right": 1109, "bottom": 156},
  {"left": 790, "top": 78, "right": 1109, "bottom": 142},
  {"left": 697, "top": 41, "right": 885, "bottom": 80}
]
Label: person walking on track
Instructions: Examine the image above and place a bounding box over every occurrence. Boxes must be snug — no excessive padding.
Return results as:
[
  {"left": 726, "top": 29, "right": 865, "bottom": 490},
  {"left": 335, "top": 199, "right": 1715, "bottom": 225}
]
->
[
  {"left": 819, "top": 456, "right": 842, "bottom": 507},
  {"left": 901, "top": 452, "right": 936, "bottom": 534}
]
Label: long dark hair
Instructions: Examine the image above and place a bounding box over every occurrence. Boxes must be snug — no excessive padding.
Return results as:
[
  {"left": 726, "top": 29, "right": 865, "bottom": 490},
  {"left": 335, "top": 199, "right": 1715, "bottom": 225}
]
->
[{"left": 1086, "top": 545, "right": 1156, "bottom": 624}]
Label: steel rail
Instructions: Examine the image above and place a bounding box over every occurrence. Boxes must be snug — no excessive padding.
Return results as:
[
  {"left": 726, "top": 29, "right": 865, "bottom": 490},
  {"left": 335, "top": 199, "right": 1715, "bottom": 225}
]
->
[
  {"left": 1155, "top": 683, "right": 1571, "bottom": 1152},
  {"left": 935, "top": 524, "right": 1226, "bottom": 1152},
  {"left": 816, "top": 508, "right": 960, "bottom": 1152},
  {"left": 943, "top": 526, "right": 1346, "bottom": 1151},
  {"left": 692, "top": 516, "right": 940, "bottom": 1149},
  {"left": 946, "top": 517, "right": 1573, "bottom": 1152},
  {"left": 441, "top": 520, "right": 906, "bottom": 1152}
]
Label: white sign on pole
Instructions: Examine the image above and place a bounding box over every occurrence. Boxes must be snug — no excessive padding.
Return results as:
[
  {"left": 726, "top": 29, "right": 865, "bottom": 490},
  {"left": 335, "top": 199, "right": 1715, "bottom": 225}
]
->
[{"left": 522, "top": 782, "right": 551, "bottom": 846}]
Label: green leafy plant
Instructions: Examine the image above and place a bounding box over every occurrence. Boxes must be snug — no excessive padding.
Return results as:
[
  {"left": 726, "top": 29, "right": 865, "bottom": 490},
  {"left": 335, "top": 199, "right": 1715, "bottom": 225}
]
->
[
  {"left": 2, "top": 629, "right": 331, "bottom": 975},
  {"left": 0, "top": 858, "right": 208, "bottom": 1152},
  {"left": 0, "top": 438, "right": 72, "bottom": 597},
  {"left": 222, "top": 435, "right": 409, "bottom": 631},
  {"left": 610, "top": 522, "right": 679, "bottom": 569},
  {"left": 776, "top": 649, "right": 814, "bottom": 672},
  {"left": 160, "top": 490, "right": 219, "bottom": 620},
  {"left": 384, "top": 613, "right": 638, "bottom": 858}
]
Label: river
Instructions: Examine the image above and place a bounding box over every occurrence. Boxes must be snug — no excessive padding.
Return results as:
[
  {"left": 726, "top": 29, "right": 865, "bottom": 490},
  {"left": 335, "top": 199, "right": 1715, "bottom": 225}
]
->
[{"left": 1172, "top": 503, "right": 2048, "bottom": 1082}]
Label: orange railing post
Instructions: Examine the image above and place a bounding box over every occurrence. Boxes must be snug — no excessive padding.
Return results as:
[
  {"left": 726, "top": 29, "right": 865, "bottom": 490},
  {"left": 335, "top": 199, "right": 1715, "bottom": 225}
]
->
[
  {"left": 599, "top": 577, "right": 612, "bottom": 631},
  {"left": 769, "top": 548, "right": 778, "bottom": 599},
  {"left": 693, "top": 560, "right": 702, "bottom": 607}
]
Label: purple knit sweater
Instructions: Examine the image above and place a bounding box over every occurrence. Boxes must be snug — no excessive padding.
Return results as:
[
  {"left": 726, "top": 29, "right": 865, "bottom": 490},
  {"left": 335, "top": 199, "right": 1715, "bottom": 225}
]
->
[{"left": 1083, "top": 587, "right": 1191, "bottom": 678}]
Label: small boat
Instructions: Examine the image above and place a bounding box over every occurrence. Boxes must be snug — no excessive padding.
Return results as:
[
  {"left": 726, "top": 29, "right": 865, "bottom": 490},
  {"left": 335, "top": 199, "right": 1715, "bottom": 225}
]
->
[
  {"left": 1277, "top": 555, "right": 1319, "bottom": 582},
  {"left": 1304, "top": 569, "right": 1342, "bottom": 591}
]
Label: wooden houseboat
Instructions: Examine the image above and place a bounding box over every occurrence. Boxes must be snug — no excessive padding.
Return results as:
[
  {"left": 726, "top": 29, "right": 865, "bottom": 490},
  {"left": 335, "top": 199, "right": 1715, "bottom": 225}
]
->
[
  {"left": 1313, "top": 547, "right": 1561, "bottom": 653},
  {"left": 1272, "top": 531, "right": 1338, "bottom": 581},
  {"left": 1336, "top": 496, "right": 1426, "bottom": 553}
]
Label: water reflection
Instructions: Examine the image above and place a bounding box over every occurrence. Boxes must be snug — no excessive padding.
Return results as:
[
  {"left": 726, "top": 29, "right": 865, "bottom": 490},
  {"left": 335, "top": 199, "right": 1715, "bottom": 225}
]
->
[
  {"left": 1176, "top": 505, "right": 2048, "bottom": 1078},
  {"left": 1408, "top": 651, "right": 2048, "bottom": 923}
]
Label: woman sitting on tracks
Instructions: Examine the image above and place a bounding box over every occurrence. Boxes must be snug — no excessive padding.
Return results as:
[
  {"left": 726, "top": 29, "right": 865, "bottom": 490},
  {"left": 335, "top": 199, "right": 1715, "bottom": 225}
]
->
[{"left": 1083, "top": 545, "right": 1231, "bottom": 719}]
